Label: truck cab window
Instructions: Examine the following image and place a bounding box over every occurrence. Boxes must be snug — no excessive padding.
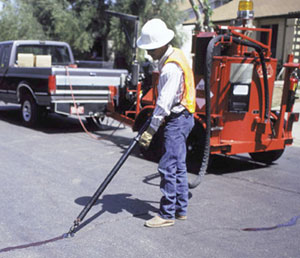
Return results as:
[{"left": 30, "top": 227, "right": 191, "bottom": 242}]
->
[
  {"left": 16, "top": 45, "right": 71, "bottom": 65},
  {"left": 0, "top": 46, "right": 4, "bottom": 68},
  {"left": 1, "top": 45, "right": 11, "bottom": 68}
]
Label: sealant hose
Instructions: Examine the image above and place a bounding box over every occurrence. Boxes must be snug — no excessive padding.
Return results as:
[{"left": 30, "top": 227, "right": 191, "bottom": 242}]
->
[
  {"left": 223, "top": 35, "right": 270, "bottom": 121},
  {"left": 188, "top": 34, "right": 269, "bottom": 189},
  {"left": 65, "top": 66, "right": 100, "bottom": 140},
  {"left": 188, "top": 35, "right": 216, "bottom": 189}
]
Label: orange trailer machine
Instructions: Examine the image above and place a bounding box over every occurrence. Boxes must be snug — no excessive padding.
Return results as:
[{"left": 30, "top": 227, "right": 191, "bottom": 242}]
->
[
  {"left": 67, "top": 2, "right": 300, "bottom": 234},
  {"left": 106, "top": 1, "right": 299, "bottom": 187},
  {"left": 191, "top": 26, "right": 299, "bottom": 163}
]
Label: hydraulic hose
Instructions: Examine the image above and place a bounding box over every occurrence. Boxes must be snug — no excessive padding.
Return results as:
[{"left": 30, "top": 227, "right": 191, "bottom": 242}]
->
[
  {"left": 189, "top": 34, "right": 270, "bottom": 189},
  {"left": 224, "top": 35, "right": 270, "bottom": 121},
  {"left": 188, "top": 35, "right": 218, "bottom": 189}
]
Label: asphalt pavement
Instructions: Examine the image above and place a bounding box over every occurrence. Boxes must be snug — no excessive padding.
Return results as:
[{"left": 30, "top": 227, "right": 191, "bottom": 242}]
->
[{"left": 0, "top": 102, "right": 299, "bottom": 258}]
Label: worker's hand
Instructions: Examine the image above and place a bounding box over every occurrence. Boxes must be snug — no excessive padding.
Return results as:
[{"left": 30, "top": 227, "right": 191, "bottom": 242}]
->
[{"left": 139, "top": 126, "right": 156, "bottom": 149}]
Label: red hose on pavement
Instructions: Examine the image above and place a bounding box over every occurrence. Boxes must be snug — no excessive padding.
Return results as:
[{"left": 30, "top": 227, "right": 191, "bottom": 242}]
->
[{"left": 65, "top": 66, "right": 100, "bottom": 140}]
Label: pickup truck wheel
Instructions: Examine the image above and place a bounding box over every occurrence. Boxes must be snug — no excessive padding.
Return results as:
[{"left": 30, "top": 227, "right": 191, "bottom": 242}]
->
[{"left": 21, "top": 94, "right": 38, "bottom": 127}]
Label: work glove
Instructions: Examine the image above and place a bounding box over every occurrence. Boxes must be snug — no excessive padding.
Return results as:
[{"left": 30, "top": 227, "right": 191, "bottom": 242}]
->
[{"left": 139, "top": 126, "right": 156, "bottom": 149}]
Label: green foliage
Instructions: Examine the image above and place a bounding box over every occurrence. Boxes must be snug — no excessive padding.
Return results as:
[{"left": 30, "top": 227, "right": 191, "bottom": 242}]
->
[
  {"left": 203, "top": 0, "right": 214, "bottom": 29},
  {"left": 0, "top": 0, "right": 46, "bottom": 41},
  {"left": 0, "top": 0, "right": 108, "bottom": 57},
  {"left": 0, "top": 0, "right": 183, "bottom": 62},
  {"left": 108, "top": 0, "right": 184, "bottom": 63},
  {"left": 26, "top": 0, "right": 107, "bottom": 56}
]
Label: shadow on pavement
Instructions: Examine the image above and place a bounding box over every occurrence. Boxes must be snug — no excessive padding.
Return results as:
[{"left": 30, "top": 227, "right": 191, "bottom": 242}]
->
[
  {"left": 0, "top": 104, "right": 268, "bottom": 177},
  {"left": 0, "top": 103, "right": 125, "bottom": 134},
  {"left": 208, "top": 154, "right": 267, "bottom": 175},
  {"left": 73, "top": 194, "right": 159, "bottom": 233}
]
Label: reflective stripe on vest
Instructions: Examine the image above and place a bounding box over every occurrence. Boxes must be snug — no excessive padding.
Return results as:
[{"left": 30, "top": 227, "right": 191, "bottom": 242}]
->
[{"left": 164, "top": 48, "right": 196, "bottom": 113}]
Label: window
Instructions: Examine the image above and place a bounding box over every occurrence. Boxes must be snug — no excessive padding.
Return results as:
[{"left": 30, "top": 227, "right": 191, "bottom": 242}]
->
[
  {"left": 0, "top": 46, "right": 3, "bottom": 69},
  {"left": 16, "top": 45, "right": 71, "bottom": 65},
  {"left": 0, "top": 44, "right": 12, "bottom": 68}
]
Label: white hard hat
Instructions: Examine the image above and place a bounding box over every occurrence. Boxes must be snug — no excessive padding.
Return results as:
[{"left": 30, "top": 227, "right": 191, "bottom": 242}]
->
[{"left": 137, "top": 18, "right": 175, "bottom": 50}]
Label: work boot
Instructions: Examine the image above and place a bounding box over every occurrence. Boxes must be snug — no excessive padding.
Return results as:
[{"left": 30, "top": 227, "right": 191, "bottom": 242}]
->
[
  {"left": 175, "top": 214, "right": 187, "bottom": 220},
  {"left": 144, "top": 215, "right": 175, "bottom": 228}
]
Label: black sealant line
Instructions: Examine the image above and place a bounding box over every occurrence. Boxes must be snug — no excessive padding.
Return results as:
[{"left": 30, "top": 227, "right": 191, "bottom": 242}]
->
[{"left": 0, "top": 233, "right": 69, "bottom": 253}]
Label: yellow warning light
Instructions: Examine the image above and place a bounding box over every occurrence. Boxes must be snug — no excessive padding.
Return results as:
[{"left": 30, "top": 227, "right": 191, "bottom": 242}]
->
[
  {"left": 238, "top": 0, "right": 253, "bottom": 11},
  {"left": 237, "top": 0, "right": 254, "bottom": 19}
]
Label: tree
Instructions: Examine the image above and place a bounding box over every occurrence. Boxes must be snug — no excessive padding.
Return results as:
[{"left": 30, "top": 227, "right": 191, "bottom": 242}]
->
[
  {"left": 0, "top": 0, "right": 109, "bottom": 58},
  {"left": 108, "top": 0, "right": 184, "bottom": 65},
  {"left": 0, "top": 0, "right": 184, "bottom": 62},
  {"left": 26, "top": 0, "right": 106, "bottom": 57},
  {"left": 0, "top": 0, "right": 46, "bottom": 41}
]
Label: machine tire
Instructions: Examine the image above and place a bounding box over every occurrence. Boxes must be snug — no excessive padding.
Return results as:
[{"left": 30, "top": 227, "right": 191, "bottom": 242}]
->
[
  {"left": 249, "top": 111, "right": 286, "bottom": 164},
  {"left": 249, "top": 149, "right": 285, "bottom": 164},
  {"left": 21, "top": 94, "right": 38, "bottom": 127},
  {"left": 186, "top": 122, "right": 209, "bottom": 174}
]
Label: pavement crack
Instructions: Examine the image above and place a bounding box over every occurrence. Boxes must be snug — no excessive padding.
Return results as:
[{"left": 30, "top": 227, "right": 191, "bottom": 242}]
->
[
  {"left": 183, "top": 227, "right": 241, "bottom": 236},
  {"left": 223, "top": 175, "right": 300, "bottom": 195}
]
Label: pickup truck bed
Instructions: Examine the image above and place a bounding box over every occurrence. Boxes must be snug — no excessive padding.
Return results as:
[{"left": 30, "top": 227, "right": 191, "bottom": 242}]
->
[{"left": 0, "top": 40, "right": 127, "bottom": 126}]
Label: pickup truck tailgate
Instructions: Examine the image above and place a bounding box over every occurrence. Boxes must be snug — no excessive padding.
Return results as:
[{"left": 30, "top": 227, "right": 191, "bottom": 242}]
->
[{"left": 51, "top": 67, "right": 127, "bottom": 116}]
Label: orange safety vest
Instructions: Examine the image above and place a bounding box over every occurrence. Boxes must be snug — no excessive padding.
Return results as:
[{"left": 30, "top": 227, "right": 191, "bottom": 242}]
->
[{"left": 164, "top": 48, "right": 196, "bottom": 113}]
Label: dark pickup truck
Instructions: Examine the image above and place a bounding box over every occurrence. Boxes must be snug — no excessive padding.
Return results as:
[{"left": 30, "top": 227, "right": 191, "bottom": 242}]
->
[{"left": 0, "top": 40, "right": 127, "bottom": 126}]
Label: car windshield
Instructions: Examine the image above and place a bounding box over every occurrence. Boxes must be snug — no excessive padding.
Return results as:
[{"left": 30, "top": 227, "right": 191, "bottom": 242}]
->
[{"left": 16, "top": 45, "right": 71, "bottom": 65}]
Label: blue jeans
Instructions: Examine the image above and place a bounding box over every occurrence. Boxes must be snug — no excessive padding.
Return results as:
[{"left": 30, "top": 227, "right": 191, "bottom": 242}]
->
[{"left": 158, "top": 111, "right": 194, "bottom": 219}]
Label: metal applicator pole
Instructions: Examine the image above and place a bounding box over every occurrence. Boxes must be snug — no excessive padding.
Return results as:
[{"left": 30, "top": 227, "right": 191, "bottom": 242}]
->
[{"left": 67, "top": 118, "right": 151, "bottom": 236}]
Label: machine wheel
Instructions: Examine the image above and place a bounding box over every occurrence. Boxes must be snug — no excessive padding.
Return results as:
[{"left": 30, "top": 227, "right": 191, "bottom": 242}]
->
[
  {"left": 186, "top": 122, "right": 209, "bottom": 173},
  {"left": 249, "top": 111, "right": 286, "bottom": 164},
  {"left": 21, "top": 94, "right": 38, "bottom": 127},
  {"left": 249, "top": 149, "right": 285, "bottom": 164}
]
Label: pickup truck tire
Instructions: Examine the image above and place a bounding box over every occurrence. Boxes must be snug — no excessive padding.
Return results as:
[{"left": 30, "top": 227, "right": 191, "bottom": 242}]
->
[{"left": 21, "top": 94, "right": 38, "bottom": 127}]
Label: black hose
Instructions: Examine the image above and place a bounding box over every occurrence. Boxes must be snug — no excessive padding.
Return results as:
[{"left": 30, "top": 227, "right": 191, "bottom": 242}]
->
[
  {"left": 188, "top": 34, "right": 270, "bottom": 189},
  {"left": 225, "top": 36, "right": 270, "bottom": 121},
  {"left": 188, "top": 36, "right": 220, "bottom": 189},
  {"left": 258, "top": 51, "right": 270, "bottom": 122}
]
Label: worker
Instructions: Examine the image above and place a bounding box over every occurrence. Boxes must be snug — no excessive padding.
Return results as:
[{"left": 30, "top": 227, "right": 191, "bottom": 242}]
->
[{"left": 136, "top": 18, "right": 196, "bottom": 228}]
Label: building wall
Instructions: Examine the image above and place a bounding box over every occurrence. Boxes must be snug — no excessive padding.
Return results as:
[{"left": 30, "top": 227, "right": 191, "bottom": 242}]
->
[
  {"left": 255, "top": 18, "right": 284, "bottom": 64},
  {"left": 292, "top": 18, "right": 300, "bottom": 63},
  {"left": 181, "top": 16, "right": 300, "bottom": 71},
  {"left": 179, "top": 24, "right": 194, "bottom": 67},
  {"left": 209, "top": 0, "right": 232, "bottom": 9},
  {"left": 180, "top": 0, "right": 232, "bottom": 67},
  {"left": 255, "top": 18, "right": 298, "bottom": 67}
]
